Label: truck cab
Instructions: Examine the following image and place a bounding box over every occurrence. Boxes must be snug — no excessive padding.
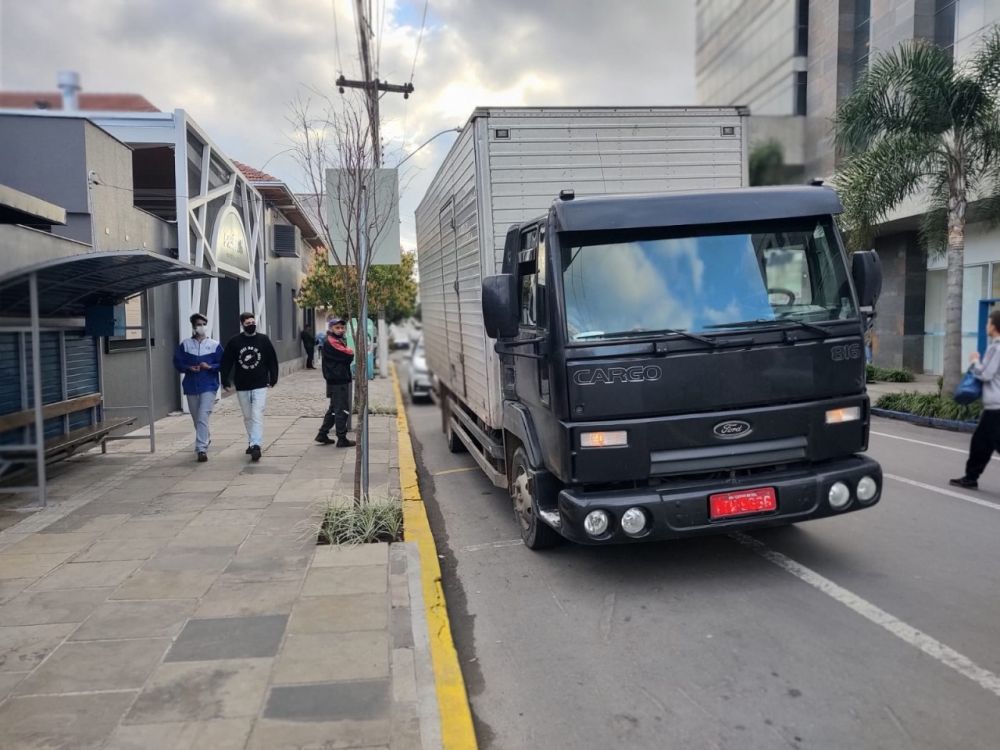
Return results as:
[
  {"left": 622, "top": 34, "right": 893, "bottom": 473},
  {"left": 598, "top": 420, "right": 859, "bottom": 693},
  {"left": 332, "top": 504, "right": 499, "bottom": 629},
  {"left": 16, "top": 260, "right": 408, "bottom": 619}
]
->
[{"left": 481, "top": 186, "right": 883, "bottom": 548}]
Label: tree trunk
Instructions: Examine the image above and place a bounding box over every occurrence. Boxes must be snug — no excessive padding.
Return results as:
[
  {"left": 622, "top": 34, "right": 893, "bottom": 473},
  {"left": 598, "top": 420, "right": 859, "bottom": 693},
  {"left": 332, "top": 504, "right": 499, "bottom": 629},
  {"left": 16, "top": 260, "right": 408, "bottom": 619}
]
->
[{"left": 942, "top": 202, "right": 967, "bottom": 397}]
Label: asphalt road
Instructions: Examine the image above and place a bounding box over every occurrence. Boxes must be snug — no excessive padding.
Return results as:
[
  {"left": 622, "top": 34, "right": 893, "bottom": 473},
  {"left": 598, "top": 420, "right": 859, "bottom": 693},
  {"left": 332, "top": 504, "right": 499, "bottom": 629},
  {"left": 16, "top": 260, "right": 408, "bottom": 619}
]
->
[{"left": 398, "top": 361, "right": 1000, "bottom": 749}]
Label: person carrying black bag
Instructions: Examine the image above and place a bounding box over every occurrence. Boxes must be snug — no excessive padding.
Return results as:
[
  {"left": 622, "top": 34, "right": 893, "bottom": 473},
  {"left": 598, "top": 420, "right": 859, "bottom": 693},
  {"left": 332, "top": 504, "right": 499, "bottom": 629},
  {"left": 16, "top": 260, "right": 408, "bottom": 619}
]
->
[
  {"left": 951, "top": 309, "right": 1000, "bottom": 489},
  {"left": 300, "top": 325, "right": 317, "bottom": 369},
  {"left": 315, "top": 317, "right": 356, "bottom": 447}
]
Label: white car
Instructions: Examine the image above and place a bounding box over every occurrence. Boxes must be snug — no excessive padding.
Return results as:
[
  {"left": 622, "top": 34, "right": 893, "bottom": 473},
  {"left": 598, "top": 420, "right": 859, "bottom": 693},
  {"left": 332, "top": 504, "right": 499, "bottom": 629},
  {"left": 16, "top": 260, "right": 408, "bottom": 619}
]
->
[{"left": 408, "top": 338, "right": 433, "bottom": 402}]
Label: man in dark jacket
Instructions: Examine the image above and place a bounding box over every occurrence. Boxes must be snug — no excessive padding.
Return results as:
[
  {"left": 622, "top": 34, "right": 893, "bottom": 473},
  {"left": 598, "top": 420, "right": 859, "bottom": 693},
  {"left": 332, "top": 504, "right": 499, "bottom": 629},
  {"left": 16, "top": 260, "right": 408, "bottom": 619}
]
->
[
  {"left": 172, "top": 312, "right": 223, "bottom": 462},
  {"left": 300, "top": 325, "right": 317, "bottom": 369},
  {"left": 316, "top": 317, "right": 356, "bottom": 447},
  {"left": 220, "top": 312, "right": 279, "bottom": 462}
]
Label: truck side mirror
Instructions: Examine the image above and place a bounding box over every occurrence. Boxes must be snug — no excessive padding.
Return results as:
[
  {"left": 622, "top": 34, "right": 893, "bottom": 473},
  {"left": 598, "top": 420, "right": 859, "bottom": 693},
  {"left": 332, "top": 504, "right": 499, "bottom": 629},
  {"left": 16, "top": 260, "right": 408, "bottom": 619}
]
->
[
  {"left": 852, "top": 250, "right": 882, "bottom": 308},
  {"left": 483, "top": 274, "right": 519, "bottom": 339}
]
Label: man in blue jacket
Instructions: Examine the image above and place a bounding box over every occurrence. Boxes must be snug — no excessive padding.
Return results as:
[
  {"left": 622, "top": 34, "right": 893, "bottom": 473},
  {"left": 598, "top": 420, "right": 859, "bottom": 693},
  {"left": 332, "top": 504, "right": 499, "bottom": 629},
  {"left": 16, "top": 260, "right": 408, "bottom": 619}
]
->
[{"left": 172, "top": 312, "right": 223, "bottom": 462}]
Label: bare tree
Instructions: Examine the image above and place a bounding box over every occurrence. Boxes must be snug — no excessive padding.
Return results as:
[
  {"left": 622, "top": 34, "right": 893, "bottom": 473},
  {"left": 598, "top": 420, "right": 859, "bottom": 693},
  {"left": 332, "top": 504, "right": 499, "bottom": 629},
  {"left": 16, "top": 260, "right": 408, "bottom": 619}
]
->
[{"left": 289, "top": 91, "right": 399, "bottom": 502}]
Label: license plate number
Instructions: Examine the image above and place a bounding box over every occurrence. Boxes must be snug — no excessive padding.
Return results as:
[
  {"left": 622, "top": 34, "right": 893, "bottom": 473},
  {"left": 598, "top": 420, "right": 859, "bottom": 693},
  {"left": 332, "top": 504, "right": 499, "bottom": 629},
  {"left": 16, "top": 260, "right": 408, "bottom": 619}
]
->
[{"left": 709, "top": 488, "right": 777, "bottom": 520}]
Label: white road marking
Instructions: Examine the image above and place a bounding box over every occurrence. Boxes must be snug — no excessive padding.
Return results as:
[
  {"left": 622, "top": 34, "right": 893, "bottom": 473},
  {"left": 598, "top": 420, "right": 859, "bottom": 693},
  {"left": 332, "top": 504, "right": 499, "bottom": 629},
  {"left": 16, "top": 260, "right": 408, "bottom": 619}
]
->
[
  {"left": 732, "top": 532, "right": 1000, "bottom": 699},
  {"left": 870, "top": 430, "right": 992, "bottom": 459},
  {"left": 433, "top": 467, "right": 479, "bottom": 477},
  {"left": 885, "top": 473, "right": 1000, "bottom": 512},
  {"left": 461, "top": 539, "right": 523, "bottom": 553}
]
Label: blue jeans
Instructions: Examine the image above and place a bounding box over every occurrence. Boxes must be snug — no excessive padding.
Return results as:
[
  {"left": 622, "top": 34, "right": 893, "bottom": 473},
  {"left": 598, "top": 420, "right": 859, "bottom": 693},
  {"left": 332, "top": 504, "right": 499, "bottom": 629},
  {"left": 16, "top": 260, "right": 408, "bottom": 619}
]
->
[
  {"left": 236, "top": 388, "right": 268, "bottom": 447},
  {"left": 186, "top": 391, "right": 216, "bottom": 453}
]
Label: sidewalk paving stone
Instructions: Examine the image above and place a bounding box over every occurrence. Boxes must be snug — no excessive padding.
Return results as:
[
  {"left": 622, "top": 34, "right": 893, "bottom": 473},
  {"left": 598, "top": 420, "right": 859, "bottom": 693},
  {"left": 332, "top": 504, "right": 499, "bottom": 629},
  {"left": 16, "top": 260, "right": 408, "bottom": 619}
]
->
[
  {"left": 272, "top": 630, "right": 390, "bottom": 684},
  {"left": 288, "top": 593, "right": 388, "bottom": 633},
  {"left": 0, "top": 623, "right": 76, "bottom": 672},
  {"left": 166, "top": 615, "right": 288, "bottom": 661},
  {"left": 112, "top": 570, "right": 219, "bottom": 600},
  {"left": 126, "top": 658, "right": 272, "bottom": 724},
  {"left": 71, "top": 600, "right": 197, "bottom": 641},
  {"left": 194, "top": 580, "right": 301, "bottom": 618},
  {"left": 29, "top": 560, "right": 141, "bottom": 591},
  {"left": 13, "top": 638, "right": 170, "bottom": 695},
  {"left": 72, "top": 537, "right": 168, "bottom": 562},
  {"left": 302, "top": 563, "right": 388, "bottom": 596},
  {"left": 0, "top": 588, "right": 113, "bottom": 626},
  {"left": 104, "top": 718, "right": 254, "bottom": 750},
  {"left": 0, "top": 691, "right": 139, "bottom": 750}
]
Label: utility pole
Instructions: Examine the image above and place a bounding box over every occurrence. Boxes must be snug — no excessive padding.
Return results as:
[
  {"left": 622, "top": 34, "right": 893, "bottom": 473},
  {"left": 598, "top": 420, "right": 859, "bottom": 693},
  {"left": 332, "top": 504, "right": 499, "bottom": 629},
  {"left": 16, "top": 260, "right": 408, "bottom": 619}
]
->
[{"left": 338, "top": 0, "right": 414, "bottom": 500}]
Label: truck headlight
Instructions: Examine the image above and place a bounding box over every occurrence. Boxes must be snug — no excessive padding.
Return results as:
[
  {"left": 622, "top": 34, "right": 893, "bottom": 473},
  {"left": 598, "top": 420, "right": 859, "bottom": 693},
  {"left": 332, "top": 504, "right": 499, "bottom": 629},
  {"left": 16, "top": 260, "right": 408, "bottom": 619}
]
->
[
  {"left": 826, "top": 407, "right": 861, "bottom": 424},
  {"left": 580, "top": 431, "right": 627, "bottom": 448}
]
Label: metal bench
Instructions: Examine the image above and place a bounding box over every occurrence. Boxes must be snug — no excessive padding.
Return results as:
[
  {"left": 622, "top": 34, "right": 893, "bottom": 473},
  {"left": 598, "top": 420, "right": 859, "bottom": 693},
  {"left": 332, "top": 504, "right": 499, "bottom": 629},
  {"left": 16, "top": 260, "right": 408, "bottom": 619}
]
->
[{"left": 0, "top": 394, "right": 135, "bottom": 462}]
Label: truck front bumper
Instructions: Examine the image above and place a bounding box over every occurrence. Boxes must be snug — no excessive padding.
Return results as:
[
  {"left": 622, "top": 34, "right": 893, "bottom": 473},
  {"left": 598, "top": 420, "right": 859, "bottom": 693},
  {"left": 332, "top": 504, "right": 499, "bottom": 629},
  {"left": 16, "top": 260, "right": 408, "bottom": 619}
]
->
[{"left": 553, "top": 455, "right": 882, "bottom": 544}]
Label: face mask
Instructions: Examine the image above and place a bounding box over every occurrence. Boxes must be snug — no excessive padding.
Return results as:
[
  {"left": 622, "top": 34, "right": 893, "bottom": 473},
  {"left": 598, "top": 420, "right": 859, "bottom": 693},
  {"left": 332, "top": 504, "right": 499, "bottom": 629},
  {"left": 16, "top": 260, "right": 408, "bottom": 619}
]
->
[
  {"left": 242, "top": 324, "right": 257, "bottom": 335},
  {"left": 194, "top": 325, "right": 206, "bottom": 336}
]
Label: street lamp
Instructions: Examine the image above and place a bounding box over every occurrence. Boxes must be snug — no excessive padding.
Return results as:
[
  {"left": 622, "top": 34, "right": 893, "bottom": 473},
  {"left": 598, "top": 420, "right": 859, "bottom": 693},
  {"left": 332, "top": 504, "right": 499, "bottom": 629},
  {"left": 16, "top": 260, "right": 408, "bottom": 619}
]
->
[{"left": 396, "top": 127, "right": 462, "bottom": 167}]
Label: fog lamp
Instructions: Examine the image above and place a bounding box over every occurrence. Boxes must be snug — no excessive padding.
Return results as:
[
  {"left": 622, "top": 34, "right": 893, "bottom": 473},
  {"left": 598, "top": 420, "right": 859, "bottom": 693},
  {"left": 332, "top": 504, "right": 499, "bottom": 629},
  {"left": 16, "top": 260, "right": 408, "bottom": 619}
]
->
[
  {"left": 856, "top": 476, "right": 878, "bottom": 503},
  {"left": 828, "top": 482, "right": 851, "bottom": 510},
  {"left": 584, "top": 510, "right": 609, "bottom": 537},
  {"left": 621, "top": 507, "right": 648, "bottom": 536}
]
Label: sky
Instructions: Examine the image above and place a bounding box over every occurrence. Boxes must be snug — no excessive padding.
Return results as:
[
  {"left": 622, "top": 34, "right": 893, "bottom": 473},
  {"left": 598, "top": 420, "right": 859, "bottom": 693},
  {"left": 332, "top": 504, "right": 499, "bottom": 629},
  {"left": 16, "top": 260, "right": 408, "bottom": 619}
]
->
[{"left": 0, "top": 0, "right": 696, "bottom": 249}]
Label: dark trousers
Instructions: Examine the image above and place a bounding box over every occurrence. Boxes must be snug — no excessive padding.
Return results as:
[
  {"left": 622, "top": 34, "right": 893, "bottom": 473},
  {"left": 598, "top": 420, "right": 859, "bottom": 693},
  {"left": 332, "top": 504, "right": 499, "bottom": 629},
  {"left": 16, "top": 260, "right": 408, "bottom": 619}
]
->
[
  {"left": 965, "top": 409, "right": 1000, "bottom": 479},
  {"left": 304, "top": 346, "right": 315, "bottom": 368},
  {"left": 320, "top": 383, "right": 351, "bottom": 438}
]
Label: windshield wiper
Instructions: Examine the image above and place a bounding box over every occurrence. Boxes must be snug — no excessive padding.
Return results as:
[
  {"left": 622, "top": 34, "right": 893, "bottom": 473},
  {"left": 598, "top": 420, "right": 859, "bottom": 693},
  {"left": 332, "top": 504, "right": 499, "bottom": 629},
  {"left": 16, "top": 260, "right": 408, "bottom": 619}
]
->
[
  {"left": 706, "top": 318, "right": 835, "bottom": 337},
  {"left": 572, "top": 328, "right": 718, "bottom": 347}
]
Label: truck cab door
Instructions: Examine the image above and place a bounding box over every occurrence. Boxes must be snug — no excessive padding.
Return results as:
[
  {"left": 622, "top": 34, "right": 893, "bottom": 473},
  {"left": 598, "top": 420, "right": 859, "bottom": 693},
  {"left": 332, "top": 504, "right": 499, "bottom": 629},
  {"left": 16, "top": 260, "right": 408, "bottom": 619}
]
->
[{"left": 513, "top": 224, "right": 551, "bottom": 410}]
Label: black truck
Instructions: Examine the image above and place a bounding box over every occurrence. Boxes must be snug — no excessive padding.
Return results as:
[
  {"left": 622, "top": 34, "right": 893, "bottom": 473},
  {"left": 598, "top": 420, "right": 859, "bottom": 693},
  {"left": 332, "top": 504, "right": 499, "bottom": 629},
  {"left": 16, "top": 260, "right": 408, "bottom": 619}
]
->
[{"left": 414, "top": 110, "right": 882, "bottom": 549}]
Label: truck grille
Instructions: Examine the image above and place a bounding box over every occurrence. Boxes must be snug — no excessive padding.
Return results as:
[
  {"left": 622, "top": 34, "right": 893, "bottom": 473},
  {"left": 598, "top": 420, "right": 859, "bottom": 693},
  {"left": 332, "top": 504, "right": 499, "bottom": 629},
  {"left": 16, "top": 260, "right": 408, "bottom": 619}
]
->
[{"left": 650, "top": 436, "right": 808, "bottom": 477}]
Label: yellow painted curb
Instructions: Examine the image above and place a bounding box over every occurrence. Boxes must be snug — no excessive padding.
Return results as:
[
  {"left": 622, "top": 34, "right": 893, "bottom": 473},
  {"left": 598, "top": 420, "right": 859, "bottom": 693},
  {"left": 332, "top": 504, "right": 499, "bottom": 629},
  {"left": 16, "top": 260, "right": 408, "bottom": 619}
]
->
[{"left": 391, "top": 364, "right": 478, "bottom": 750}]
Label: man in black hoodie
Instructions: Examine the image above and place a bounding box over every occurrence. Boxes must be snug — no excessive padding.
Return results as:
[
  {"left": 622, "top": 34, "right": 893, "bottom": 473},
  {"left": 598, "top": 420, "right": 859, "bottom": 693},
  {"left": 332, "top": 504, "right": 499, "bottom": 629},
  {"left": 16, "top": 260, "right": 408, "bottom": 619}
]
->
[
  {"left": 316, "top": 317, "right": 356, "bottom": 447},
  {"left": 221, "top": 312, "right": 279, "bottom": 461}
]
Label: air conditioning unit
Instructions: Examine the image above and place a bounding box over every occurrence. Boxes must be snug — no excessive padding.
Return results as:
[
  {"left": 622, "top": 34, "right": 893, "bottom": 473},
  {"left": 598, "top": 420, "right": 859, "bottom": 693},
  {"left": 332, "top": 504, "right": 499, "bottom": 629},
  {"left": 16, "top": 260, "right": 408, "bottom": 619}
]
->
[{"left": 273, "top": 224, "right": 300, "bottom": 258}]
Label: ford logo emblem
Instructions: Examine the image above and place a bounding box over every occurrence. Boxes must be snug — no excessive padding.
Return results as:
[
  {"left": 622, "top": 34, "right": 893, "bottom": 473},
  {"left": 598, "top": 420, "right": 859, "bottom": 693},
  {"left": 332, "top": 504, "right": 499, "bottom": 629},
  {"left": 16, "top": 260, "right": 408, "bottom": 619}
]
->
[{"left": 713, "top": 420, "right": 752, "bottom": 439}]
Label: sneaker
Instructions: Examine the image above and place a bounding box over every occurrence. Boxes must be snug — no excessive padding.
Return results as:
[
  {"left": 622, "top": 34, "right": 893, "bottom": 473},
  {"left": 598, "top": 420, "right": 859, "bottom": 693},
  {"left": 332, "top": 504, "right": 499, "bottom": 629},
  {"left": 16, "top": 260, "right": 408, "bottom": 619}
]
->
[
  {"left": 245, "top": 446, "right": 253, "bottom": 455},
  {"left": 314, "top": 433, "right": 335, "bottom": 445},
  {"left": 336, "top": 437, "right": 356, "bottom": 448},
  {"left": 949, "top": 476, "right": 978, "bottom": 489},
  {"left": 250, "top": 445, "right": 262, "bottom": 462},
  {"left": 197, "top": 451, "right": 208, "bottom": 463}
]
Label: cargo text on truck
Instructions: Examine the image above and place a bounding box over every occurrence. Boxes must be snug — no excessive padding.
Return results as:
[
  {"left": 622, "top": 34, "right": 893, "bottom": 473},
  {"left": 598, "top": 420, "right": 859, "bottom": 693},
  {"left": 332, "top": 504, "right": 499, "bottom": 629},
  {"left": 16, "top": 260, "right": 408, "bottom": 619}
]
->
[{"left": 415, "top": 107, "right": 884, "bottom": 548}]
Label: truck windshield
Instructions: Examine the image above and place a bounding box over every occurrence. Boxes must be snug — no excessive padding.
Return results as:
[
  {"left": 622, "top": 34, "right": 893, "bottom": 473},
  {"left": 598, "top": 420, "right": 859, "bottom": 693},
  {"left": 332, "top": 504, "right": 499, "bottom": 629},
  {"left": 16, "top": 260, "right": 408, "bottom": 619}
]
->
[{"left": 561, "top": 219, "right": 856, "bottom": 341}]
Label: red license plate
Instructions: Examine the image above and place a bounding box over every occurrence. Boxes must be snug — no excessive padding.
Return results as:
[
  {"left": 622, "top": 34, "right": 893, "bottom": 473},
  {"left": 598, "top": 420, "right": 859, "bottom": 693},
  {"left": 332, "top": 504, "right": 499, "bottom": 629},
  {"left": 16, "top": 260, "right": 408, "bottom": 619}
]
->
[{"left": 709, "top": 488, "right": 777, "bottom": 520}]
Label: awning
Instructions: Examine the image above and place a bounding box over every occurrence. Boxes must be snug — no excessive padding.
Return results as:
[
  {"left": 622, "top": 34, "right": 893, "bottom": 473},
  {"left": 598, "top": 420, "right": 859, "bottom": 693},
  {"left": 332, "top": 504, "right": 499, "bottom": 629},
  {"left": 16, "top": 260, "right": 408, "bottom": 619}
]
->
[{"left": 0, "top": 250, "right": 220, "bottom": 318}]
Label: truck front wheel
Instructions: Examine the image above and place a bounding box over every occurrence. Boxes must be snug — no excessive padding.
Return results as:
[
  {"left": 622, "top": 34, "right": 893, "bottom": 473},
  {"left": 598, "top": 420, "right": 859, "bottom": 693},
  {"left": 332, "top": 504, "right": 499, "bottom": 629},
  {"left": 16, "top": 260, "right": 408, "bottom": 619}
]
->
[{"left": 510, "top": 447, "right": 561, "bottom": 550}]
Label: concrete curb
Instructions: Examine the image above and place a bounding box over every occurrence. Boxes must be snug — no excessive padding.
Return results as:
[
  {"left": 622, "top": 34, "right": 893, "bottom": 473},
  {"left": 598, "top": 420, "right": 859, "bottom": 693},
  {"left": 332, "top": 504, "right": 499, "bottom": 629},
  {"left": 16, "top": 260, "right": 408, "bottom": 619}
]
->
[
  {"left": 871, "top": 408, "right": 977, "bottom": 433},
  {"left": 391, "top": 363, "right": 478, "bottom": 750}
]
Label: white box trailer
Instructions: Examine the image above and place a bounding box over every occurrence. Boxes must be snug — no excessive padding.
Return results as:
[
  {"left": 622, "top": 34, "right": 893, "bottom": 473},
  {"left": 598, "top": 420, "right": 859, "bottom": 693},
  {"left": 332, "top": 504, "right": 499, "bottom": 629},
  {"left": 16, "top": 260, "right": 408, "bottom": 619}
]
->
[{"left": 414, "top": 106, "right": 750, "bottom": 430}]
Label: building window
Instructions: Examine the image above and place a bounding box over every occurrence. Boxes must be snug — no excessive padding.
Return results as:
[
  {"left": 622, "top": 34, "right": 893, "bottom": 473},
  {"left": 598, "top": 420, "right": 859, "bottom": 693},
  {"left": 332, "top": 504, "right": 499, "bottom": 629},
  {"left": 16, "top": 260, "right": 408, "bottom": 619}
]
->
[
  {"left": 276, "top": 283, "right": 284, "bottom": 340},
  {"left": 795, "top": 0, "right": 809, "bottom": 56},
  {"left": 853, "top": 0, "right": 872, "bottom": 86},
  {"left": 794, "top": 71, "right": 808, "bottom": 116},
  {"left": 107, "top": 295, "right": 150, "bottom": 352},
  {"left": 936, "top": 0, "right": 957, "bottom": 57}
]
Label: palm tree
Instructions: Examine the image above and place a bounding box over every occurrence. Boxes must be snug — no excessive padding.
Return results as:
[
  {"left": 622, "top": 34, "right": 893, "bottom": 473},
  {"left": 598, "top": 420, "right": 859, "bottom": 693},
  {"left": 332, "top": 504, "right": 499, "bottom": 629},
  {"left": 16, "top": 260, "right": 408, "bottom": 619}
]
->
[{"left": 834, "top": 29, "right": 1000, "bottom": 395}]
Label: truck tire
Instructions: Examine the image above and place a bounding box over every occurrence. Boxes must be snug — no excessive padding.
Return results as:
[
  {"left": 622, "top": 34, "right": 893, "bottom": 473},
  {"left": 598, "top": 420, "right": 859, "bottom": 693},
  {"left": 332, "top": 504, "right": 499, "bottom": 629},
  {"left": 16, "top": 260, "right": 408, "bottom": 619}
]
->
[
  {"left": 509, "top": 447, "right": 561, "bottom": 550},
  {"left": 444, "top": 399, "right": 466, "bottom": 453}
]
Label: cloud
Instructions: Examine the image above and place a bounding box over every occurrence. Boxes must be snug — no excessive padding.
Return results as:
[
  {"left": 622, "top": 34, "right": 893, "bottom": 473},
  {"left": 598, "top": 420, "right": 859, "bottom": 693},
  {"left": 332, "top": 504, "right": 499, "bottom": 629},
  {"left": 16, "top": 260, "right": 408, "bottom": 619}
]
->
[{"left": 0, "top": 0, "right": 695, "bottom": 247}]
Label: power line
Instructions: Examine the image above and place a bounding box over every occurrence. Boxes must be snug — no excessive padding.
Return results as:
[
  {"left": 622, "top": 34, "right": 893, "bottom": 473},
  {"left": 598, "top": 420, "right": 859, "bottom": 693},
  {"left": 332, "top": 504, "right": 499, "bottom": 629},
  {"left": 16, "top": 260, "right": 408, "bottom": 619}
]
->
[
  {"left": 409, "top": 0, "right": 429, "bottom": 83},
  {"left": 332, "top": 0, "right": 345, "bottom": 74}
]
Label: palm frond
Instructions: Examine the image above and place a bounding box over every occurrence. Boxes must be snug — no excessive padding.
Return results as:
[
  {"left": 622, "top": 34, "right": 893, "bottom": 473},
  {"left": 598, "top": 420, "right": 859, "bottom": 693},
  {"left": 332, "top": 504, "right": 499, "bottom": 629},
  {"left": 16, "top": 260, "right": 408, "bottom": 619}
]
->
[
  {"left": 836, "top": 41, "right": 956, "bottom": 152},
  {"left": 833, "top": 131, "right": 937, "bottom": 243},
  {"left": 971, "top": 26, "right": 1000, "bottom": 97},
  {"left": 919, "top": 174, "right": 950, "bottom": 257}
]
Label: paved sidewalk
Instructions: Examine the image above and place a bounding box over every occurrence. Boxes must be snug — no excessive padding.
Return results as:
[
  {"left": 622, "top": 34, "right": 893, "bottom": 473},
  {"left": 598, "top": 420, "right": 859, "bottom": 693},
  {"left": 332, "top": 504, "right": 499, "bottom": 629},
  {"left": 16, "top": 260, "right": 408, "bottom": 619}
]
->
[{"left": 0, "top": 369, "right": 439, "bottom": 750}]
